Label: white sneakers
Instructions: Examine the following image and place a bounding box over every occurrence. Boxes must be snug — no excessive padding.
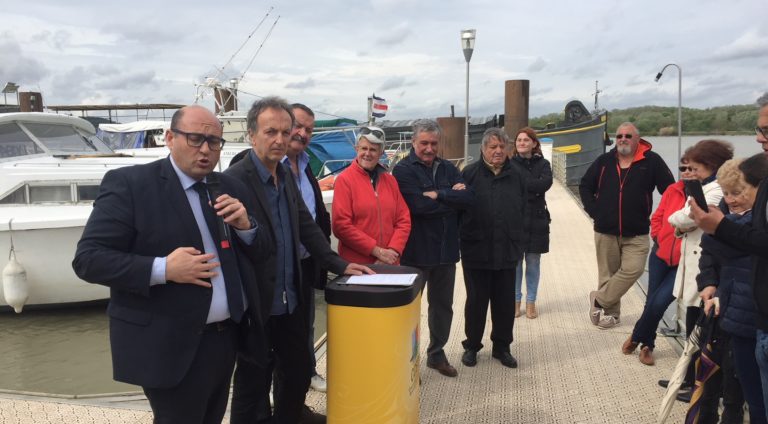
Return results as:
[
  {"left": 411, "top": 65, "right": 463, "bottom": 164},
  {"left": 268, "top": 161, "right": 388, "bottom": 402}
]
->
[
  {"left": 589, "top": 290, "right": 620, "bottom": 329},
  {"left": 310, "top": 374, "right": 327, "bottom": 392},
  {"left": 597, "top": 314, "right": 620, "bottom": 329}
]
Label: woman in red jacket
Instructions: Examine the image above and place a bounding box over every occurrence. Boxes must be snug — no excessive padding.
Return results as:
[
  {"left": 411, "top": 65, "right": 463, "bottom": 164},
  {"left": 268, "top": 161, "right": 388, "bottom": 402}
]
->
[
  {"left": 622, "top": 152, "right": 695, "bottom": 365},
  {"left": 332, "top": 126, "right": 411, "bottom": 264}
]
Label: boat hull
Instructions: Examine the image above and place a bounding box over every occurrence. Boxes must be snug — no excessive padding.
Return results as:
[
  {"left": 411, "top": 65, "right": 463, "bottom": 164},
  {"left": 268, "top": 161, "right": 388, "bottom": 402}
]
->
[
  {"left": 1, "top": 223, "right": 108, "bottom": 311},
  {"left": 537, "top": 112, "right": 609, "bottom": 186}
]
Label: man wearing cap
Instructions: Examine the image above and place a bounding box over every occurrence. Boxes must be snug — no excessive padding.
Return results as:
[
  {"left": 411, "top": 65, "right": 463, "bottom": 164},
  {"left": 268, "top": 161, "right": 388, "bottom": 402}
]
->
[
  {"left": 392, "top": 119, "right": 474, "bottom": 377},
  {"left": 332, "top": 125, "right": 411, "bottom": 265}
]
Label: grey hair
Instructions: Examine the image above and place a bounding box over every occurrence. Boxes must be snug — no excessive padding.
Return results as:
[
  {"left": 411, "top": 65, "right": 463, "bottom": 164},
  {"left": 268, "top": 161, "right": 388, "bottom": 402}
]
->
[
  {"left": 617, "top": 122, "right": 640, "bottom": 136},
  {"left": 412, "top": 119, "right": 442, "bottom": 140},
  {"left": 757, "top": 92, "right": 768, "bottom": 107},
  {"left": 246, "top": 96, "right": 295, "bottom": 133},
  {"left": 481, "top": 127, "right": 509, "bottom": 148}
]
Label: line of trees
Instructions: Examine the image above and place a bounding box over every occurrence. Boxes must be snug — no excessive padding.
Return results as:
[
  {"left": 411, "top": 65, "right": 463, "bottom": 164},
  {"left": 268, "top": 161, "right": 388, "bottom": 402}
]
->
[{"left": 530, "top": 104, "right": 760, "bottom": 136}]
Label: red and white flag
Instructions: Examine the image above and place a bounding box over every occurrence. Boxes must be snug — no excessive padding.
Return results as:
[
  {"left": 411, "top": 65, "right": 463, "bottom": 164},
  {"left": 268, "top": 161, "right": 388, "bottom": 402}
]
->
[{"left": 371, "top": 95, "right": 388, "bottom": 118}]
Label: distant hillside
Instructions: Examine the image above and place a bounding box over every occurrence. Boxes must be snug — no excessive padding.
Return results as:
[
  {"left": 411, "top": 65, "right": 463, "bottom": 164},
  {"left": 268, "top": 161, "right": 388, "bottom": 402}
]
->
[{"left": 530, "top": 104, "right": 759, "bottom": 136}]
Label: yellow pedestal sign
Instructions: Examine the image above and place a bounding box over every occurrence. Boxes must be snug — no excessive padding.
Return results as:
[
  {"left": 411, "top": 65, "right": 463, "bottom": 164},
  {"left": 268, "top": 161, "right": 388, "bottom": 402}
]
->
[{"left": 325, "top": 265, "right": 423, "bottom": 424}]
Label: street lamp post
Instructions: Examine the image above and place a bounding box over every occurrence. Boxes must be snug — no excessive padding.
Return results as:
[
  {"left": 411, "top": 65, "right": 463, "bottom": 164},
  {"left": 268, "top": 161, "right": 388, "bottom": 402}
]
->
[
  {"left": 655, "top": 64, "right": 682, "bottom": 178},
  {"left": 460, "top": 29, "right": 476, "bottom": 165}
]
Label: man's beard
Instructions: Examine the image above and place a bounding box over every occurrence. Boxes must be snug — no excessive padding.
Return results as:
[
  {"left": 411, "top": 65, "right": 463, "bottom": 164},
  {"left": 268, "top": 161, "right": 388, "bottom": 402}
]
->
[{"left": 617, "top": 144, "right": 633, "bottom": 156}]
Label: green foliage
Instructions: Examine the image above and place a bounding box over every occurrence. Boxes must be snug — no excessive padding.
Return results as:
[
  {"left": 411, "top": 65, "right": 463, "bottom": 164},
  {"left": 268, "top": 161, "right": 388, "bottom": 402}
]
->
[{"left": 532, "top": 104, "right": 758, "bottom": 136}]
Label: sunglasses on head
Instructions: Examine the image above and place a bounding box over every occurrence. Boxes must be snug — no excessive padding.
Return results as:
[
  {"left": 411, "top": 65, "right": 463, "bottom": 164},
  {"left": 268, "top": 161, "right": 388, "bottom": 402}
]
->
[
  {"left": 615, "top": 134, "right": 634, "bottom": 140},
  {"left": 360, "top": 127, "right": 385, "bottom": 139}
]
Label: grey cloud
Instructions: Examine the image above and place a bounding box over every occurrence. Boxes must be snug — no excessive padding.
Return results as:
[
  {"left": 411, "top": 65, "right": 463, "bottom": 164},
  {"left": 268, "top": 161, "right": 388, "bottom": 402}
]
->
[
  {"left": 0, "top": 34, "right": 50, "bottom": 84},
  {"left": 375, "top": 22, "right": 412, "bottom": 47},
  {"left": 29, "top": 29, "right": 71, "bottom": 50},
  {"left": 101, "top": 23, "right": 180, "bottom": 45},
  {"left": 378, "top": 76, "right": 412, "bottom": 91},
  {"left": 711, "top": 30, "right": 768, "bottom": 62},
  {"left": 285, "top": 78, "right": 316, "bottom": 89},
  {"left": 51, "top": 65, "right": 158, "bottom": 98},
  {"left": 527, "top": 57, "right": 547, "bottom": 73}
]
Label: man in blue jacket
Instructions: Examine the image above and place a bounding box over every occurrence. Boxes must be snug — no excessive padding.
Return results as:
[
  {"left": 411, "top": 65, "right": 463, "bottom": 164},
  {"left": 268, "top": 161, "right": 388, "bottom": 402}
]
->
[{"left": 392, "top": 119, "right": 474, "bottom": 377}]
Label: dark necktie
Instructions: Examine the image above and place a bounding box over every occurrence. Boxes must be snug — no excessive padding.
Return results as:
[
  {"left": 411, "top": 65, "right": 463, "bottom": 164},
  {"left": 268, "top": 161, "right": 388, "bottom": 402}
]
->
[{"left": 192, "top": 181, "right": 245, "bottom": 322}]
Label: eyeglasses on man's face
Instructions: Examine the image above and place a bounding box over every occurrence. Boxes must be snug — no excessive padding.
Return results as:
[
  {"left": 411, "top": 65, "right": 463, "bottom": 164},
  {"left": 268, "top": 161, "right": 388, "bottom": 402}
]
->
[
  {"left": 171, "top": 128, "right": 226, "bottom": 151},
  {"left": 615, "top": 134, "right": 634, "bottom": 140},
  {"left": 756, "top": 126, "right": 768, "bottom": 139}
]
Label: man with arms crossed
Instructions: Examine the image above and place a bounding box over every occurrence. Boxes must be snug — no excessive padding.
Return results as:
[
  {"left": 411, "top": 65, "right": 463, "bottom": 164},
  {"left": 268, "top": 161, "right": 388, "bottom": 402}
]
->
[{"left": 392, "top": 119, "right": 474, "bottom": 377}]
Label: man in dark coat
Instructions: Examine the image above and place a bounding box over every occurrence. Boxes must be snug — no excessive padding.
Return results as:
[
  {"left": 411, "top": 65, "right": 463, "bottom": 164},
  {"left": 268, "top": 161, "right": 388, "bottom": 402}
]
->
[
  {"left": 392, "top": 119, "right": 474, "bottom": 377},
  {"left": 459, "top": 128, "right": 526, "bottom": 369},
  {"left": 226, "top": 96, "right": 371, "bottom": 424},
  {"left": 281, "top": 103, "right": 331, "bottom": 392},
  {"left": 580, "top": 122, "right": 674, "bottom": 329},
  {"left": 73, "top": 105, "right": 271, "bottom": 423}
]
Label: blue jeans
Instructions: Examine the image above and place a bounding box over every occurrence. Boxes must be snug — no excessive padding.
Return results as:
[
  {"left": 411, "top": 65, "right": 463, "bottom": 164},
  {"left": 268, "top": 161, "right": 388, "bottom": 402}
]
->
[
  {"left": 515, "top": 252, "right": 541, "bottom": 302},
  {"left": 731, "top": 334, "right": 767, "bottom": 424},
  {"left": 756, "top": 329, "right": 768, "bottom": 422},
  {"left": 630, "top": 247, "right": 677, "bottom": 350}
]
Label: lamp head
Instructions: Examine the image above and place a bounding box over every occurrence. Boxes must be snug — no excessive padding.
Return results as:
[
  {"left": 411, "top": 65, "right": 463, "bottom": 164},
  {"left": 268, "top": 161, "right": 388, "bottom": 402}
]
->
[
  {"left": 654, "top": 72, "right": 663, "bottom": 82},
  {"left": 460, "top": 29, "right": 476, "bottom": 62}
]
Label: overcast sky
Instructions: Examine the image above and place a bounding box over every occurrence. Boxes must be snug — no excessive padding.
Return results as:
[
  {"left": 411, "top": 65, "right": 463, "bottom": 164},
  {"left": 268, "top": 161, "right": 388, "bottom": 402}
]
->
[{"left": 2, "top": 0, "right": 766, "bottom": 121}]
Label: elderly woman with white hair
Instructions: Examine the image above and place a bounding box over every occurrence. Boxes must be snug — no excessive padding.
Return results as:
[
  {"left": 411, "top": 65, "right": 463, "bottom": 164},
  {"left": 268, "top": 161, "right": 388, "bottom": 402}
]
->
[{"left": 332, "top": 126, "right": 411, "bottom": 265}]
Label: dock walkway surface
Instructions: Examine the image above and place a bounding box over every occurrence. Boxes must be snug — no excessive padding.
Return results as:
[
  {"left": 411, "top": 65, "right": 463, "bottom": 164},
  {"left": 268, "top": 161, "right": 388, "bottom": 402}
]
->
[{"left": 0, "top": 178, "right": 689, "bottom": 423}]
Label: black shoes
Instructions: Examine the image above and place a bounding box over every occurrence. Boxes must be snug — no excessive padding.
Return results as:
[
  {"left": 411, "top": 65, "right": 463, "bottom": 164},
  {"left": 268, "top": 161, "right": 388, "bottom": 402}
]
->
[
  {"left": 492, "top": 351, "right": 518, "bottom": 368},
  {"left": 461, "top": 350, "right": 477, "bottom": 367},
  {"left": 676, "top": 387, "right": 693, "bottom": 403},
  {"left": 657, "top": 379, "right": 693, "bottom": 403},
  {"left": 299, "top": 405, "right": 326, "bottom": 424}
]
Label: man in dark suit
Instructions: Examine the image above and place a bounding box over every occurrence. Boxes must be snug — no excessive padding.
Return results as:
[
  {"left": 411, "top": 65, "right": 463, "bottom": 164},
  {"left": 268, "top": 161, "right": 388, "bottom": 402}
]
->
[
  {"left": 282, "top": 103, "right": 331, "bottom": 392},
  {"left": 72, "top": 105, "right": 271, "bottom": 424},
  {"left": 227, "top": 96, "right": 371, "bottom": 424}
]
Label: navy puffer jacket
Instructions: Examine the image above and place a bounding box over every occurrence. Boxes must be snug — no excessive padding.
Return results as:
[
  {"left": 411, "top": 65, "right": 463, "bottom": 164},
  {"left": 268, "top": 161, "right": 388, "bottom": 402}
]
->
[{"left": 701, "top": 210, "right": 757, "bottom": 339}]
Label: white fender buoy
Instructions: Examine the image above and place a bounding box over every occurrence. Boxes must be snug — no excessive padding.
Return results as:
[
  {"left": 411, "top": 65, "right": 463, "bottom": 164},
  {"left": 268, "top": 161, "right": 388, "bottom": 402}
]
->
[{"left": 3, "top": 250, "right": 28, "bottom": 313}]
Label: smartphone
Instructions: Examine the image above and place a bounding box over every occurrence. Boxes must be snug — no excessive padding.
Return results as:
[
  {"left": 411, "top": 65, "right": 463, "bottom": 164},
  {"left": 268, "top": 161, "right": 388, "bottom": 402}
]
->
[{"left": 684, "top": 180, "right": 709, "bottom": 212}]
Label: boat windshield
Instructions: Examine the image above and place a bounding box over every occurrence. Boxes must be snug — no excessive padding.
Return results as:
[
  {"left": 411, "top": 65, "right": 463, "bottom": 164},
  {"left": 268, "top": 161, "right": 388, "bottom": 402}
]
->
[
  {"left": 23, "top": 122, "right": 112, "bottom": 155},
  {"left": 0, "top": 122, "right": 44, "bottom": 159}
]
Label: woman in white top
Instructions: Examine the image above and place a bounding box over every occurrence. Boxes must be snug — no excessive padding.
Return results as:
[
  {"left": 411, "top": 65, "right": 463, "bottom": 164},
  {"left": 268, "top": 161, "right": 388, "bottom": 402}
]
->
[{"left": 666, "top": 139, "right": 733, "bottom": 394}]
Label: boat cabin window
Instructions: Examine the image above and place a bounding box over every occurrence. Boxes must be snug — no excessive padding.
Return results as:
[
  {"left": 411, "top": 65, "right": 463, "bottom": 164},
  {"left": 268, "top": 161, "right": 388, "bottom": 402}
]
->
[
  {"left": 0, "top": 183, "right": 101, "bottom": 204},
  {"left": 29, "top": 185, "right": 71, "bottom": 203},
  {"left": 0, "top": 123, "right": 44, "bottom": 159},
  {"left": 0, "top": 186, "right": 27, "bottom": 204},
  {"left": 77, "top": 185, "right": 100, "bottom": 202},
  {"left": 24, "top": 123, "right": 111, "bottom": 154}
]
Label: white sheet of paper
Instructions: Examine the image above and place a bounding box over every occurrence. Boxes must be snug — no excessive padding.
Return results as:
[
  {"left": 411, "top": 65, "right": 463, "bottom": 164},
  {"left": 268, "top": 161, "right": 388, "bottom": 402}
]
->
[{"left": 344, "top": 273, "right": 417, "bottom": 287}]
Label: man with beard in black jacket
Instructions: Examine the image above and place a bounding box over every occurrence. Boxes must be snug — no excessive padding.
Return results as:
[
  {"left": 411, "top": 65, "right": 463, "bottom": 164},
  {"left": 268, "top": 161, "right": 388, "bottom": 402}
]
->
[{"left": 580, "top": 122, "right": 674, "bottom": 329}]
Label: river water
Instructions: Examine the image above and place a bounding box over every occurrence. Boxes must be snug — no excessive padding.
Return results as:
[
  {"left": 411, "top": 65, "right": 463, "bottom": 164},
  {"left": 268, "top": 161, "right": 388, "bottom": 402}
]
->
[{"left": 0, "top": 134, "right": 762, "bottom": 396}]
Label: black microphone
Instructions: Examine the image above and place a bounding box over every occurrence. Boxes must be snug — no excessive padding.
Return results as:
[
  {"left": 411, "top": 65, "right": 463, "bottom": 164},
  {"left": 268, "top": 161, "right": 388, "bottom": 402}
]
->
[{"left": 206, "top": 172, "right": 232, "bottom": 249}]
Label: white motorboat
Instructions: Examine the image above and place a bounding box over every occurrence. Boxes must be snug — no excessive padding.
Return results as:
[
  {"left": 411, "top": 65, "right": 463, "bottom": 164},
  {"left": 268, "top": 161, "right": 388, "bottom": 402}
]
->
[{"left": 0, "top": 112, "right": 163, "bottom": 312}]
